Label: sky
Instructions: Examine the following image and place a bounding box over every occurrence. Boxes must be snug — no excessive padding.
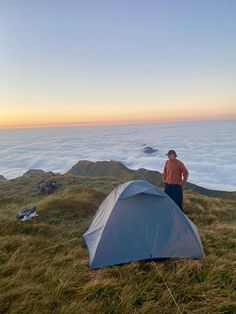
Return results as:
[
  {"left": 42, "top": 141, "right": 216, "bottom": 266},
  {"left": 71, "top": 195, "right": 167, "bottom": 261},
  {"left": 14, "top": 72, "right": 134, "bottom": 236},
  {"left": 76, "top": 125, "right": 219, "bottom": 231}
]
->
[{"left": 0, "top": 0, "right": 236, "bottom": 128}]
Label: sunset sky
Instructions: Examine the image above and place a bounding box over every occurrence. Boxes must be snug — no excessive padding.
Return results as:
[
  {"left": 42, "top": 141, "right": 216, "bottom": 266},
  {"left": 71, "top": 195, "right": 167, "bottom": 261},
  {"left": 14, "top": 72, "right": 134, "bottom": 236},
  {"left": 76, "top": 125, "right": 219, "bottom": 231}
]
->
[{"left": 0, "top": 0, "right": 236, "bottom": 128}]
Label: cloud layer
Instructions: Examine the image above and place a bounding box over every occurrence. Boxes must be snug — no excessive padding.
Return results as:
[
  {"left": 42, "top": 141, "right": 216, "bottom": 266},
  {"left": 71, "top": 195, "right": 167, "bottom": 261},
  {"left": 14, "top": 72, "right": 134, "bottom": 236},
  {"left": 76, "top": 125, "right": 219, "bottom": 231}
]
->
[{"left": 0, "top": 120, "right": 235, "bottom": 191}]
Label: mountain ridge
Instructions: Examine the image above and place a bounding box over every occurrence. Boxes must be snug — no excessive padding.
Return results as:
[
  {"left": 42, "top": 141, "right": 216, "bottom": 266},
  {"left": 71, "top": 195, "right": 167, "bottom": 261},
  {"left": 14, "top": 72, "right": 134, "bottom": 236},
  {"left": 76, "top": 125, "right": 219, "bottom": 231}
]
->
[
  {"left": 67, "top": 160, "right": 235, "bottom": 200},
  {"left": 1, "top": 160, "right": 235, "bottom": 200}
]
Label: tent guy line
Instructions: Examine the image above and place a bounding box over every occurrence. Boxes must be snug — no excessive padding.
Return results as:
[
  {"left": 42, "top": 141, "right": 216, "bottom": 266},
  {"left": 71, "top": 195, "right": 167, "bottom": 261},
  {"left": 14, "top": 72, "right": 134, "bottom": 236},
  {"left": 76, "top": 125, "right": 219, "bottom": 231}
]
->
[{"left": 151, "top": 261, "right": 183, "bottom": 314}]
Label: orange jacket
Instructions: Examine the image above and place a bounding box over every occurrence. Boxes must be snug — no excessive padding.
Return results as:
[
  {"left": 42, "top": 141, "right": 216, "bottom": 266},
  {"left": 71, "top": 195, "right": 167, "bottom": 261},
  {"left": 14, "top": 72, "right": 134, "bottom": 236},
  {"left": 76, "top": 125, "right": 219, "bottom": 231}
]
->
[{"left": 162, "top": 158, "right": 189, "bottom": 185}]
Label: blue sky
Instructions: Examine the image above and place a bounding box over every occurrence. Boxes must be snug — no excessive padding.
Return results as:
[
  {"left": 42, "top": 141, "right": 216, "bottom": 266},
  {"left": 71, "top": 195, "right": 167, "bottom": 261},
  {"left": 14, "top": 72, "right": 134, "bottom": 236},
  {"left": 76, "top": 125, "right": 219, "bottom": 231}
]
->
[{"left": 0, "top": 0, "right": 236, "bottom": 127}]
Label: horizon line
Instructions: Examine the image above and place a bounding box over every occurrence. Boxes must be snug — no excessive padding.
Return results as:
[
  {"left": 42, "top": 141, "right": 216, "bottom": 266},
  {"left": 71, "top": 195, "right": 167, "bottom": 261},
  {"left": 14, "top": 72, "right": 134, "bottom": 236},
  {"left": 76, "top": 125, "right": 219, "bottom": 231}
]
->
[{"left": 0, "top": 116, "right": 235, "bottom": 130}]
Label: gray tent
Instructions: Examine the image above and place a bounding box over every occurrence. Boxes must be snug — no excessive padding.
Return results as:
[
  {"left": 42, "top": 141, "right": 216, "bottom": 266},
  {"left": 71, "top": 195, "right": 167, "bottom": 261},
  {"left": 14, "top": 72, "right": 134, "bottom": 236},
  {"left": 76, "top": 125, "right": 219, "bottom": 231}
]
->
[{"left": 83, "top": 180, "right": 204, "bottom": 269}]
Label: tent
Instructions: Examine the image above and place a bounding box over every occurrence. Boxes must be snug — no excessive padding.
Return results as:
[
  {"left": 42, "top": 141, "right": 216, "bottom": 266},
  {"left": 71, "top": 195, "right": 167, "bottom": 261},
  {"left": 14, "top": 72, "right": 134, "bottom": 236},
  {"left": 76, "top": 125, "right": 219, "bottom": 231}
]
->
[{"left": 83, "top": 180, "right": 204, "bottom": 269}]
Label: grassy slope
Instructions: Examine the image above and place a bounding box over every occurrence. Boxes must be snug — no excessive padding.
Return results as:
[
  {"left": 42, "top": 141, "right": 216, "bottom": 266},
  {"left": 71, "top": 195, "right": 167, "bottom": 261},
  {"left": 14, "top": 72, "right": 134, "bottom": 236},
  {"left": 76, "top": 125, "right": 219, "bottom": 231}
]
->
[{"left": 0, "top": 175, "right": 236, "bottom": 314}]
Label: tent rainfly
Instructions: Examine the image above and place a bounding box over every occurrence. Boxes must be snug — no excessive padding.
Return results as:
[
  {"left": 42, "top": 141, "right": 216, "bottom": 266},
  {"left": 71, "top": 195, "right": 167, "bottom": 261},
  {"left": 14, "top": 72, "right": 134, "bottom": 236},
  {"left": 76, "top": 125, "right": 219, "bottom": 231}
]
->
[{"left": 83, "top": 180, "right": 204, "bottom": 269}]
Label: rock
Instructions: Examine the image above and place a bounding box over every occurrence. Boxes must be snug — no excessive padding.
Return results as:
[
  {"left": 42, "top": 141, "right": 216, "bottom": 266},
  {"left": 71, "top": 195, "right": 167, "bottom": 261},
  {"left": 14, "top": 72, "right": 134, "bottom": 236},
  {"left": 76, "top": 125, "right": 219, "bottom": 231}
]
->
[
  {"left": 38, "top": 180, "right": 60, "bottom": 194},
  {"left": 143, "top": 146, "right": 158, "bottom": 154},
  {"left": 0, "top": 175, "right": 6, "bottom": 181}
]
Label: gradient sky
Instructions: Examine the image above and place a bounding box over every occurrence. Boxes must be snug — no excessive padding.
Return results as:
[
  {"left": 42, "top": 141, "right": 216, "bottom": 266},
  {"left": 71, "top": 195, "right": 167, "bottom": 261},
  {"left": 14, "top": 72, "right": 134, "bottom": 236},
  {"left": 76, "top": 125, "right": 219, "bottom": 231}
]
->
[{"left": 0, "top": 0, "right": 236, "bottom": 128}]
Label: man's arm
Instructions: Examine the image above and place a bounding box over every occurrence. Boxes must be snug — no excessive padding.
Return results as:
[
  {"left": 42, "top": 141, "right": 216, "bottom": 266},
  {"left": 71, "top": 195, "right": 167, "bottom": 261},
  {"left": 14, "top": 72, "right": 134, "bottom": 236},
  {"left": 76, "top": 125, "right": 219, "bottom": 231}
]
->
[
  {"left": 162, "top": 161, "right": 167, "bottom": 182},
  {"left": 181, "top": 164, "right": 189, "bottom": 184}
]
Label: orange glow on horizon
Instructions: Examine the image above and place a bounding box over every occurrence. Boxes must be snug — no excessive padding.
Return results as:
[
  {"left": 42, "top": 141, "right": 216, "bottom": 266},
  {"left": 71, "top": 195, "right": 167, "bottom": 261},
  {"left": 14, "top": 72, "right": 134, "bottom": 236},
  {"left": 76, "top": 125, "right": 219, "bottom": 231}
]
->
[
  {"left": 1, "top": 100, "right": 236, "bottom": 129},
  {"left": 1, "top": 113, "right": 235, "bottom": 129}
]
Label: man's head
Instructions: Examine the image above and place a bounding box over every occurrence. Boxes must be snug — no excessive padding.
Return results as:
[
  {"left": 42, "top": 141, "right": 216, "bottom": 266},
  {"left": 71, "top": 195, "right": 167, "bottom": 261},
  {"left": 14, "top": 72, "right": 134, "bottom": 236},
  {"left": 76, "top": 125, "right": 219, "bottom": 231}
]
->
[{"left": 166, "top": 149, "right": 177, "bottom": 160}]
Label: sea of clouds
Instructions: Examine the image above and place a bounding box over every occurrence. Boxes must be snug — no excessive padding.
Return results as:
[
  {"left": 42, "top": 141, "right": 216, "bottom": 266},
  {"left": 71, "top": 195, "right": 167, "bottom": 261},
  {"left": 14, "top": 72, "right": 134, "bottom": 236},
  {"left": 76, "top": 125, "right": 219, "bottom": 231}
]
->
[{"left": 0, "top": 120, "right": 235, "bottom": 191}]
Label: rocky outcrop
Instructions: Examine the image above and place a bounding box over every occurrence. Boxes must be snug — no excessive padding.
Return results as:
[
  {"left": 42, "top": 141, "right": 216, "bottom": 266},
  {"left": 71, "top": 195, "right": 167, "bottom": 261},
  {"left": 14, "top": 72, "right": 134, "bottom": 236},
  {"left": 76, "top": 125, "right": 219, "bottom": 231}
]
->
[{"left": 143, "top": 146, "right": 158, "bottom": 154}]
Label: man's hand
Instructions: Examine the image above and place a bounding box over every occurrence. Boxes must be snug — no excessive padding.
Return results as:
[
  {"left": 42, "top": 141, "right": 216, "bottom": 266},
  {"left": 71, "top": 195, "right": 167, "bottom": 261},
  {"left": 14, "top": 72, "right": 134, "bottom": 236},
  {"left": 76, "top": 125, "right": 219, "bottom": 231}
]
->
[{"left": 161, "top": 173, "right": 166, "bottom": 182}]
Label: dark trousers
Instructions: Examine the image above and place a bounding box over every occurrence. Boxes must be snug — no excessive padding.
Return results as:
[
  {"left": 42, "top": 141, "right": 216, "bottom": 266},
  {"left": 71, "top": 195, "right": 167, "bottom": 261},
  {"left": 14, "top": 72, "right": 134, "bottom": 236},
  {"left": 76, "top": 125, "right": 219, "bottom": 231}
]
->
[{"left": 164, "top": 183, "right": 183, "bottom": 211}]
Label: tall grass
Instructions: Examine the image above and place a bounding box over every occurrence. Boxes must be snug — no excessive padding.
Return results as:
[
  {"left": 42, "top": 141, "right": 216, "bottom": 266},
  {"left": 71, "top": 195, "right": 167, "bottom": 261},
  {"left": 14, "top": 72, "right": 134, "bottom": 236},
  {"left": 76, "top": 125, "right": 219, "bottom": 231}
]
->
[{"left": 0, "top": 176, "right": 235, "bottom": 313}]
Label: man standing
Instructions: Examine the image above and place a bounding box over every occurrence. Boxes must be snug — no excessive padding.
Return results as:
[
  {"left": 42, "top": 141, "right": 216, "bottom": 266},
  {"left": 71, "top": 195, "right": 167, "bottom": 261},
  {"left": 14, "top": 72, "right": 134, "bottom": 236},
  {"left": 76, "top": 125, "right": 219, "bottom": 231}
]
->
[{"left": 162, "top": 150, "right": 189, "bottom": 211}]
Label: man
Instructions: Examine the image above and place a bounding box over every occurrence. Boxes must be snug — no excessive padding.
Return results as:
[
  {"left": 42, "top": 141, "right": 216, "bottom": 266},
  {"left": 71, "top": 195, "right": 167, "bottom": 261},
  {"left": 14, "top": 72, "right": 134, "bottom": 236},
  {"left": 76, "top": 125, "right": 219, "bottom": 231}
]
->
[{"left": 162, "top": 150, "right": 189, "bottom": 211}]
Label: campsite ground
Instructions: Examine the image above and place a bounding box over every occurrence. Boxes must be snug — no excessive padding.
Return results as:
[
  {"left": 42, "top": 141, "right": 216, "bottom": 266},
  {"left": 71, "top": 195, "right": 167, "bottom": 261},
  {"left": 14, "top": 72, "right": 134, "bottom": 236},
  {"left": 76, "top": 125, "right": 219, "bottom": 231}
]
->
[{"left": 0, "top": 174, "right": 236, "bottom": 314}]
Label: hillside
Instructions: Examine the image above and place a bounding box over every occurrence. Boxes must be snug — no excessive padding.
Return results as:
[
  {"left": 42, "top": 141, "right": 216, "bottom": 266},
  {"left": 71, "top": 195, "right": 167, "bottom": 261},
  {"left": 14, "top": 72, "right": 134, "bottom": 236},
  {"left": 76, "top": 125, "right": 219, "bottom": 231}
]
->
[
  {"left": 67, "top": 160, "right": 236, "bottom": 200},
  {"left": 0, "top": 162, "right": 236, "bottom": 313}
]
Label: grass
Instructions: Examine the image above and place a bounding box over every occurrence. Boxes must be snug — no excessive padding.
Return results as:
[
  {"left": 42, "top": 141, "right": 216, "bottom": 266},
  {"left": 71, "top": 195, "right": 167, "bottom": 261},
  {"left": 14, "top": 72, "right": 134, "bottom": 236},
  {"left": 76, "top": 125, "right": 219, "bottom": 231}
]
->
[{"left": 0, "top": 175, "right": 236, "bottom": 314}]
